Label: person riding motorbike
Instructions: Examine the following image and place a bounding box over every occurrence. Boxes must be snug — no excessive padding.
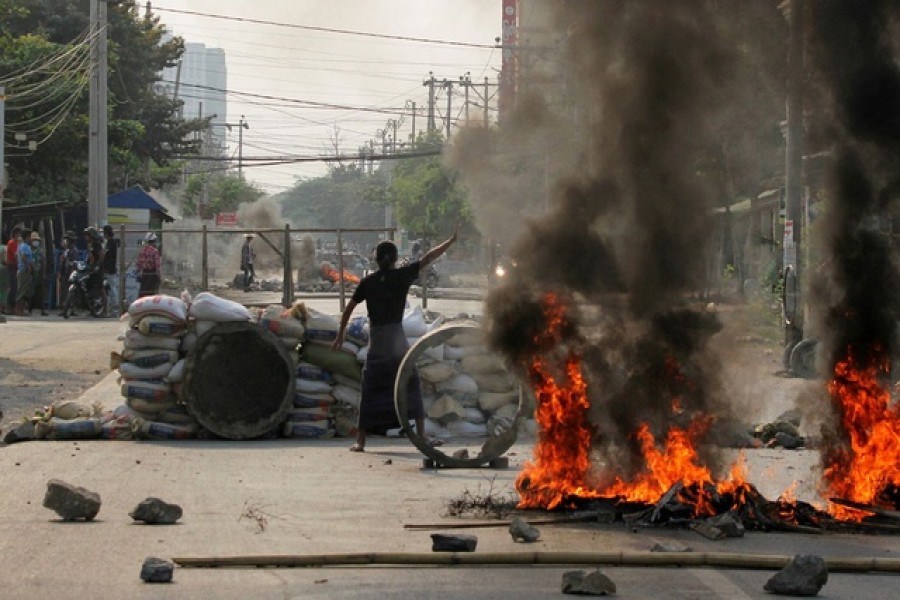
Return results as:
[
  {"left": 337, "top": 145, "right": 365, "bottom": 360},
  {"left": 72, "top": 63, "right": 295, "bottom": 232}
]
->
[{"left": 84, "top": 227, "right": 106, "bottom": 292}]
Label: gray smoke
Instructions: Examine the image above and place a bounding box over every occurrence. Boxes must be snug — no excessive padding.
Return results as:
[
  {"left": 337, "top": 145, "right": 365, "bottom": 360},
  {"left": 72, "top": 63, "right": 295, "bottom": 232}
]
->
[{"left": 452, "top": 1, "right": 746, "bottom": 483}]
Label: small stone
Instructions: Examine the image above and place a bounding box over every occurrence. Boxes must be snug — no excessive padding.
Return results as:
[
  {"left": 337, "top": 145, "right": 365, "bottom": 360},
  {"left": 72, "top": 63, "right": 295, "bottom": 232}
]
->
[
  {"left": 43, "top": 479, "right": 101, "bottom": 521},
  {"left": 689, "top": 520, "right": 725, "bottom": 540},
  {"left": 140, "top": 557, "right": 174, "bottom": 583},
  {"left": 383, "top": 459, "right": 393, "bottom": 465},
  {"left": 451, "top": 448, "right": 469, "bottom": 460},
  {"left": 764, "top": 554, "right": 828, "bottom": 596},
  {"left": 130, "top": 497, "right": 183, "bottom": 524},
  {"left": 651, "top": 541, "right": 692, "bottom": 552},
  {"left": 561, "top": 569, "right": 616, "bottom": 596},
  {"left": 508, "top": 516, "right": 540, "bottom": 542},
  {"left": 431, "top": 533, "right": 477, "bottom": 552}
]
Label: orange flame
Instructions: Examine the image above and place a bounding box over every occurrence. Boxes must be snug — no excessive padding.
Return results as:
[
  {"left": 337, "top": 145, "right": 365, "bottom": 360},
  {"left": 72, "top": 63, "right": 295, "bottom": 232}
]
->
[
  {"left": 320, "top": 262, "right": 360, "bottom": 285},
  {"left": 825, "top": 348, "right": 900, "bottom": 521}
]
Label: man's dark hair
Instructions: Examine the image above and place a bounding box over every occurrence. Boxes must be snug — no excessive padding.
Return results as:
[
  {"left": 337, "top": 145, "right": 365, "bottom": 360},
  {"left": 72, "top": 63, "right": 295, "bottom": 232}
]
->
[{"left": 375, "top": 240, "right": 398, "bottom": 271}]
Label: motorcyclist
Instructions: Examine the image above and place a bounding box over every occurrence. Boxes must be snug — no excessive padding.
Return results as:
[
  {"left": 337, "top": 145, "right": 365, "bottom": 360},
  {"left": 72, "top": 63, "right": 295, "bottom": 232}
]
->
[{"left": 84, "top": 227, "right": 106, "bottom": 292}]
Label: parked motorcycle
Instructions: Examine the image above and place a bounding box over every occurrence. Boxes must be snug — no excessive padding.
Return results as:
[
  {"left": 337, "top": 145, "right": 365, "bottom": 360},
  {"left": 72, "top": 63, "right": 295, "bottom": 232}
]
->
[{"left": 61, "top": 261, "right": 108, "bottom": 318}]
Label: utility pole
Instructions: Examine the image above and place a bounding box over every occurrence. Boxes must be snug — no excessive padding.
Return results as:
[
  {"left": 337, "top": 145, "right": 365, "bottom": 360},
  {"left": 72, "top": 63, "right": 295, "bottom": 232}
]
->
[
  {"left": 406, "top": 100, "right": 416, "bottom": 147},
  {"left": 460, "top": 72, "right": 471, "bottom": 123},
  {"left": 783, "top": 0, "right": 805, "bottom": 355},
  {"left": 423, "top": 72, "right": 437, "bottom": 132},
  {"left": 88, "top": 0, "right": 109, "bottom": 227},
  {"left": 443, "top": 78, "right": 453, "bottom": 139},
  {"left": 237, "top": 115, "right": 249, "bottom": 177}
]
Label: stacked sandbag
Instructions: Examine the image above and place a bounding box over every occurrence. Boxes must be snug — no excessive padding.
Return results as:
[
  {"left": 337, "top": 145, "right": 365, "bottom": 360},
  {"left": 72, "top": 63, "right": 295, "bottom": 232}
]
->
[
  {"left": 285, "top": 362, "right": 337, "bottom": 438},
  {"left": 115, "top": 294, "right": 193, "bottom": 438},
  {"left": 412, "top": 322, "right": 533, "bottom": 441},
  {"left": 29, "top": 400, "right": 104, "bottom": 441},
  {"left": 258, "top": 302, "right": 306, "bottom": 351}
]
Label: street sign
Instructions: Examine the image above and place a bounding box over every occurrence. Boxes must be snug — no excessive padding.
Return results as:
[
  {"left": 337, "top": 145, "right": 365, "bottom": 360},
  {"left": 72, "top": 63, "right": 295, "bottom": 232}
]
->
[{"left": 216, "top": 212, "right": 238, "bottom": 227}]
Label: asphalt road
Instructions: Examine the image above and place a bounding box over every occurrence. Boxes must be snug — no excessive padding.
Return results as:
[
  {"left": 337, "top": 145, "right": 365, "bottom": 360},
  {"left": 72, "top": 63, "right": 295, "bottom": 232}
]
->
[{"left": 0, "top": 291, "right": 898, "bottom": 598}]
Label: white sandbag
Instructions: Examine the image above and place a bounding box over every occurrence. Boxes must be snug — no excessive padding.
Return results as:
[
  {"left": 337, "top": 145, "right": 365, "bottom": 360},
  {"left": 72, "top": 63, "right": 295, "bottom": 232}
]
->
[
  {"left": 446, "top": 329, "right": 486, "bottom": 348},
  {"left": 126, "top": 397, "right": 176, "bottom": 415},
  {"left": 296, "top": 362, "right": 332, "bottom": 382},
  {"left": 428, "top": 314, "right": 445, "bottom": 332},
  {"left": 408, "top": 337, "right": 444, "bottom": 361},
  {"left": 295, "top": 378, "right": 333, "bottom": 394},
  {"left": 345, "top": 315, "right": 369, "bottom": 346},
  {"left": 128, "top": 294, "right": 188, "bottom": 321},
  {"left": 165, "top": 358, "right": 186, "bottom": 383},
  {"left": 134, "top": 314, "right": 187, "bottom": 337},
  {"left": 356, "top": 345, "right": 368, "bottom": 362},
  {"left": 478, "top": 390, "right": 519, "bottom": 413},
  {"left": 402, "top": 305, "right": 428, "bottom": 337},
  {"left": 463, "top": 406, "right": 487, "bottom": 424},
  {"left": 332, "top": 383, "right": 361, "bottom": 407},
  {"left": 123, "top": 329, "right": 181, "bottom": 351},
  {"left": 287, "top": 407, "right": 331, "bottom": 421},
  {"left": 423, "top": 417, "right": 451, "bottom": 438},
  {"left": 426, "top": 395, "right": 465, "bottom": 423},
  {"left": 447, "top": 420, "right": 488, "bottom": 438},
  {"left": 418, "top": 361, "right": 456, "bottom": 384},
  {"left": 122, "top": 349, "right": 180, "bottom": 368},
  {"left": 155, "top": 404, "right": 197, "bottom": 425},
  {"left": 134, "top": 419, "right": 198, "bottom": 440},
  {"left": 461, "top": 353, "right": 505, "bottom": 373},
  {"left": 44, "top": 417, "right": 102, "bottom": 440},
  {"left": 293, "top": 391, "right": 334, "bottom": 410},
  {"left": 189, "top": 291, "right": 253, "bottom": 321},
  {"left": 436, "top": 373, "right": 479, "bottom": 395},
  {"left": 119, "top": 361, "right": 174, "bottom": 381},
  {"left": 49, "top": 400, "right": 95, "bottom": 420},
  {"left": 340, "top": 340, "right": 359, "bottom": 356},
  {"left": 121, "top": 380, "right": 171, "bottom": 402},
  {"left": 472, "top": 370, "right": 516, "bottom": 393},
  {"left": 332, "top": 373, "right": 361, "bottom": 390},
  {"left": 304, "top": 308, "right": 340, "bottom": 344},
  {"left": 259, "top": 304, "right": 306, "bottom": 338},
  {"left": 195, "top": 319, "right": 217, "bottom": 337}
]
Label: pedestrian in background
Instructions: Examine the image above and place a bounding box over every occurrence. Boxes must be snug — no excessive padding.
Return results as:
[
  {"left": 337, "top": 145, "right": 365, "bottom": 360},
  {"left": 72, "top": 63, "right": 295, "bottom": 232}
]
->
[
  {"left": 29, "top": 231, "right": 48, "bottom": 316},
  {"left": 57, "top": 231, "right": 79, "bottom": 311},
  {"left": 332, "top": 224, "right": 459, "bottom": 452},
  {"left": 241, "top": 233, "right": 256, "bottom": 292},
  {"left": 136, "top": 232, "right": 161, "bottom": 297},
  {"left": 15, "top": 229, "right": 34, "bottom": 316},
  {"left": 102, "top": 225, "right": 120, "bottom": 316},
  {"left": 3, "top": 227, "right": 21, "bottom": 315}
]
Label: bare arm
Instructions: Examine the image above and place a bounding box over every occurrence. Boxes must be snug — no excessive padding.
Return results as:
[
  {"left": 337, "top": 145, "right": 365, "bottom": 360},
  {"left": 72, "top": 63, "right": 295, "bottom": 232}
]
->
[
  {"left": 331, "top": 298, "right": 359, "bottom": 350},
  {"left": 419, "top": 224, "right": 459, "bottom": 271}
]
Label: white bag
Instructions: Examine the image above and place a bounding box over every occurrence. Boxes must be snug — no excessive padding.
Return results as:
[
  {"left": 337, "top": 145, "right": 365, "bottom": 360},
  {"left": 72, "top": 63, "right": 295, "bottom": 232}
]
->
[
  {"left": 189, "top": 291, "right": 253, "bottom": 322},
  {"left": 128, "top": 294, "right": 188, "bottom": 321}
]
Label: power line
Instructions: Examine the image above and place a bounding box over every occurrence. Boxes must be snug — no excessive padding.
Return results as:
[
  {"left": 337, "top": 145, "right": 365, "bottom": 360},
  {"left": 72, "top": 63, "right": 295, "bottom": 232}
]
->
[{"left": 152, "top": 6, "right": 495, "bottom": 49}]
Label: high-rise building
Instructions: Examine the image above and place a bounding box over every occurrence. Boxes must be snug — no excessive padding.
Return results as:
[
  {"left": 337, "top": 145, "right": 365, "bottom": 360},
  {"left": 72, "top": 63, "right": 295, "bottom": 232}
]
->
[{"left": 160, "top": 42, "right": 227, "bottom": 154}]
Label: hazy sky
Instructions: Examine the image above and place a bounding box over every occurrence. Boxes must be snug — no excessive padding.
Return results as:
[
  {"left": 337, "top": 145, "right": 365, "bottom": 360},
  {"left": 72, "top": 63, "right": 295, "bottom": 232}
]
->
[{"left": 152, "top": 1, "right": 503, "bottom": 194}]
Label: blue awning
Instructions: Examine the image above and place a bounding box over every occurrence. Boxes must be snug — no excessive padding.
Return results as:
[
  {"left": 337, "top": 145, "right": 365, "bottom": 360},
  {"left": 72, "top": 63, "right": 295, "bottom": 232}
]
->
[{"left": 107, "top": 186, "right": 173, "bottom": 221}]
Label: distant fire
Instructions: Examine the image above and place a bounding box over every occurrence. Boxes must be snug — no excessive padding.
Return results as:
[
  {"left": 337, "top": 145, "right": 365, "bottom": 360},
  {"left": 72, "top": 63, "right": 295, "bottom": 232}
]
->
[
  {"left": 824, "top": 347, "right": 900, "bottom": 521},
  {"left": 320, "top": 262, "right": 360, "bottom": 285}
]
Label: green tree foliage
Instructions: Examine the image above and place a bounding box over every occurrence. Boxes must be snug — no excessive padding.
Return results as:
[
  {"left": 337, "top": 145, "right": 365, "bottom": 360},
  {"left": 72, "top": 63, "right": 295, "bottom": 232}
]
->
[
  {"left": 182, "top": 173, "right": 266, "bottom": 218},
  {"left": 0, "top": 0, "right": 207, "bottom": 204},
  {"left": 388, "top": 131, "right": 471, "bottom": 240}
]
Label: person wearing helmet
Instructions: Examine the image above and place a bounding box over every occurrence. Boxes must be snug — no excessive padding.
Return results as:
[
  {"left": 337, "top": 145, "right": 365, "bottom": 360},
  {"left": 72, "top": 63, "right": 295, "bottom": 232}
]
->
[
  {"left": 102, "top": 225, "right": 120, "bottom": 317},
  {"left": 136, "top": 232, "right": 161, "bottom": 297},
  {"left": 240, "top": 233, "right": 256, "bottom": 292},
  {"left": 81, "top": 227, "right": 106, "bottom": 305}
]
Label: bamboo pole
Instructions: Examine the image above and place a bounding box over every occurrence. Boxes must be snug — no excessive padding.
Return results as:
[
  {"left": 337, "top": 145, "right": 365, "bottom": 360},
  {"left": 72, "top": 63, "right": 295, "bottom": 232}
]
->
[{"left": 171, "top": 551, "right": 900, "bottom": 573}]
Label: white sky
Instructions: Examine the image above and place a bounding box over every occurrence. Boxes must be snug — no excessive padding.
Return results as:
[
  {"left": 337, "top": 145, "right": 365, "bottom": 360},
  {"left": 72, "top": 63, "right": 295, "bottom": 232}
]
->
[{"left": 151, "top": 1, "right": 504, "bottom": 195}]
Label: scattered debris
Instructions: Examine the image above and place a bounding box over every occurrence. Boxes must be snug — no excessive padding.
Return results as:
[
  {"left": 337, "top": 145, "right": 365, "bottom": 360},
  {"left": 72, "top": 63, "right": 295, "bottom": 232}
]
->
[
  {"left": 561, "top": 569, "right": 616, "bottom": 596},
  {"left": 689, "top": 520, "right": 725, "bottom": 540},
  {"left": 239, "top": 501, "right": 271, "bottom": 533},
  {"left": 3, "top": 420, "right": 36, "bottom": 444},
  {"left": 430, "top": 533, "right": 478, "bottom": 552},
  {"left": 444, "top": 476, "right": 518, "bottom": 519},
  {"left": 130, "top": 497, "right": 183, "bottom": 524},
  {"left": 707, "top": 512, "right": 745, "bottom": 538},
  {"left": 140, "top": 557, "right": 174, "bottom": 583},
  {"left": 43, "top": 479, "right": 101, "bottom": 521},
  {"left": 763, "top": 554, "right": 828, "bottom": 597},
  {"left": 508, "top": 516, "right": 541, "bottom": 542}
]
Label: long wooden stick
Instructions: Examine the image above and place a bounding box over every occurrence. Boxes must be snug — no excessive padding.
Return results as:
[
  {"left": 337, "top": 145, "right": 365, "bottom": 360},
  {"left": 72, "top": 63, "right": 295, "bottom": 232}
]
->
[
  {"left": 830, "top": 497, "right": 900, "bottom": 521},
  {"left": 171, "top": 551, "right": 900, "bottom": 573}
]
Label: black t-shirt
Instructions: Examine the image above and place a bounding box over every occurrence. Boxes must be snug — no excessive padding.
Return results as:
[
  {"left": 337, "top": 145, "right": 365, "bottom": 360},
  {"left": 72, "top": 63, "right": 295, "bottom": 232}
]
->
[
  {"left": 103, "top": 238, "right": 119, "bottom": 274},
  {"left": 351, "top": 262, "right": 419, "bottom": 327}
]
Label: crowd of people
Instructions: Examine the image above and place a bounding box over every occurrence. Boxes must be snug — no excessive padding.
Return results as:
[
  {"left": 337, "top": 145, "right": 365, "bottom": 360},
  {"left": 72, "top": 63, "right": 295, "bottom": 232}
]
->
[{"left": 1, "top": 225, "right": 162, "bottom": 318}]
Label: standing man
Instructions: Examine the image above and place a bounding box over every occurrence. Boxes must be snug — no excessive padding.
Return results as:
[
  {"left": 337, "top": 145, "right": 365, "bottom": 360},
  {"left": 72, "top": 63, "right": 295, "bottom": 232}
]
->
[
  {"left": 240, "top": 233, "right": 256, "bottom": 292},
  {"left": 3, "top": 227, "right": 21, "bottom": 315},
  {"left": 102, "top": 225, "right": 120, "bottom": 316},
  {"left": 29, "top": 231, "right": 48, "bottom": 316},
  {"left": 56, "top": 231, "right": 79, "bottom": 311},
  {"left": 136, "top": 232, "right": 161, "bottom": 297},
  {"left": 15, "top": 229, "right": 33, "bottom": 316}
]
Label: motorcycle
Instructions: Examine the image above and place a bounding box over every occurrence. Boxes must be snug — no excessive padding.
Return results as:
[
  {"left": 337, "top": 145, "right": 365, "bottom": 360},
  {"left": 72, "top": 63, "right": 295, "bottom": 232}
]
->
[
  {"left": 399, "top": 258, "right": 440, "bottom": 289},
  {"left": 488, "top": 256, "right": 517, "bottom": 287},
  {"left": 61, "top": 261, "right": 108, "bottom": 318}
]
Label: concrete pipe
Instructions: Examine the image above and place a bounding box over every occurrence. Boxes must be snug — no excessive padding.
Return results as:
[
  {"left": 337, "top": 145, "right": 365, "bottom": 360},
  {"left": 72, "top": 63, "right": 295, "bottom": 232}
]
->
[
  {"left": 183, "top": 321, "right": 296, "bottom": 440},
  {"left": 394, "top": 322, "right": 524, "bottom": 467}
]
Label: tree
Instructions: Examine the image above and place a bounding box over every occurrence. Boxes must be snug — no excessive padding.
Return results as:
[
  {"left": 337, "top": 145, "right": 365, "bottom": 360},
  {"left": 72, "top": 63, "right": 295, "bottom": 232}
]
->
[
  {"left": 0, "top": 0, "right": 207, "bottom": 205},
  {"left": 389, "top": 131, "right": 471, "bottom": 241},
  {"left": 182, "top": 173, "right": 265, "bottom": 218}
]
